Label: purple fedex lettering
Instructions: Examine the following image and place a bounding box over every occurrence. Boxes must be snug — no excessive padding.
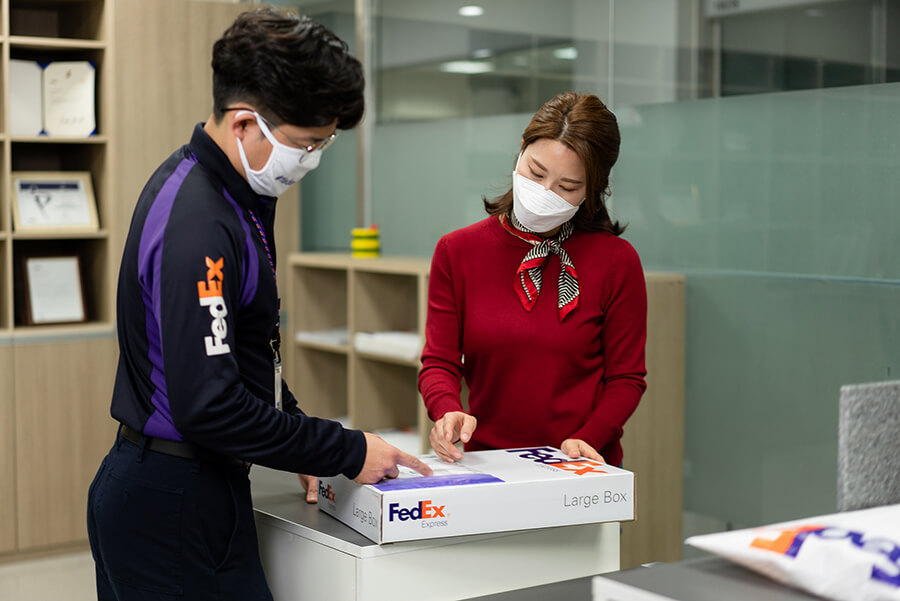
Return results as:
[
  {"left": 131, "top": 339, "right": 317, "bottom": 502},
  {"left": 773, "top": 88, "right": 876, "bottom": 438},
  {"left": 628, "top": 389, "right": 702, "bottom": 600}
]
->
[
  {"left": 506, "top": 447, "right": 570, "bottom": 464},
  {"left": 755, "top": 526, "right": 900, "bottom": 588},
  {"left": 388, "top": 500, "right": 446, "bottom": 522}
]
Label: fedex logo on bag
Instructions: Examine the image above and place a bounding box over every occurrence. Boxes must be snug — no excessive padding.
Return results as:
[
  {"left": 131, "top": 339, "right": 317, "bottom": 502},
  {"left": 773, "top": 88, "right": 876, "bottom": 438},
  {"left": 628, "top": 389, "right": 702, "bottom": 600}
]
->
[
  {"left": 506, "top": 447, "right": 608, "bottom": 476},
  {"left": 197, "top": 256, "right": 231, "bottom": 356},
  {"left": 751, "top": 524, "right": 900, "bottom": 588}
]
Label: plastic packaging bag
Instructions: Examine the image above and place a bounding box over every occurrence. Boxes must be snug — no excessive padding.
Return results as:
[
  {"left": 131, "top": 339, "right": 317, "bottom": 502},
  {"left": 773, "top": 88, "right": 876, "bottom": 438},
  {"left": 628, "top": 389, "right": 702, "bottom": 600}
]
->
[{"left": 685, "top": 504, "right": 900, "bottom": 601}]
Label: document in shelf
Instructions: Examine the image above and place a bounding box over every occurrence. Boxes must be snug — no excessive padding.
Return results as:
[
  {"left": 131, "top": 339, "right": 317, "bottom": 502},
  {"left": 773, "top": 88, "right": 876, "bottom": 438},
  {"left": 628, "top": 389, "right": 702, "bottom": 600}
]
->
[
  {"left": 43, "top": 61, "right": 96, "bottom": 138},
  {"left": 295, "top": 326, "right": 349, "bottom": 346},
  {"left": 24, "top": 256, "right": 85, "bottom": 324},
  {"left": 353, "top": 330, "right": 421, "bottom": 361},
  {"left": 9, "top": 59, "right": 43, "bottom": 137}
]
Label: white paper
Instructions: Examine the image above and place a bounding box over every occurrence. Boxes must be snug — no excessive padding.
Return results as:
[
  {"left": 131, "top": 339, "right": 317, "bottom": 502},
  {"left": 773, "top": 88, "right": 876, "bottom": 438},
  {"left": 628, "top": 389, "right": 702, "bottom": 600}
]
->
[
  {"left": 9, "top": 60, "right": 44, "bottom": 137},
  {"left": 43, "top": 61, "right": 96, "bottom": 137},
  {"left": 26, "top": 257, "right": 85, "bottom": 324},
  {"left": 353, "top": 330, "right": 421, "bottom": 361},
  {"left": 295, "top": 326, "right": 349, "bottom": 346},
  {"left": 15, "top": 177, "right": 94, "bottom": 229}
]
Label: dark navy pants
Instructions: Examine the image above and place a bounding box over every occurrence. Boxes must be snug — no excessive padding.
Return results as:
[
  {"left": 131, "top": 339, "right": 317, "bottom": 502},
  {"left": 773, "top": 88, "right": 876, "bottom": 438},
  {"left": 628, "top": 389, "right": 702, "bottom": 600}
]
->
[{"left": 87, "top": 432, "right": 273, "bottom": 600}]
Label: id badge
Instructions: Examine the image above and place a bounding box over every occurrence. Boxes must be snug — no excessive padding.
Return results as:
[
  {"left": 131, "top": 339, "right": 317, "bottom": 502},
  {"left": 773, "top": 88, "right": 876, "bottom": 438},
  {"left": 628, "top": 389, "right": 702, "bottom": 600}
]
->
[{"left": 274, "top": 357, "right": 283, "bottom": 411}]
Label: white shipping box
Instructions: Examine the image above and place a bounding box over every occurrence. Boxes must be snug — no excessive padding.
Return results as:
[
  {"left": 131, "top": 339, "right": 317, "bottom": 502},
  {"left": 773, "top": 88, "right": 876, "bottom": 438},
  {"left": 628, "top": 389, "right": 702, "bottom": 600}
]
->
[
  {"left": 318, "top": 446, "right": 633, "bottom": 544},
  {"left": 9, "top": 60, "right": 44, "bottom": 137}
]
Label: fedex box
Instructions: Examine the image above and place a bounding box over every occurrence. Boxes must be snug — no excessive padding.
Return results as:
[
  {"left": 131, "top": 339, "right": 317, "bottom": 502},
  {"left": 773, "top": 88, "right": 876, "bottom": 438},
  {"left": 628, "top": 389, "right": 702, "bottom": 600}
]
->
[{"left": 317, "top": 446, "right": 634, "bottom": 544}]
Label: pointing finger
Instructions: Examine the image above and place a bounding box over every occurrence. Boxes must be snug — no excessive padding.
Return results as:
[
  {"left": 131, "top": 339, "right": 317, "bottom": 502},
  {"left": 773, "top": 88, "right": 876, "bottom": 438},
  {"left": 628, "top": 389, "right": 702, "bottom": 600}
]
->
[{"left": 396, "top": 451, "right": 433, "bottom": 477}]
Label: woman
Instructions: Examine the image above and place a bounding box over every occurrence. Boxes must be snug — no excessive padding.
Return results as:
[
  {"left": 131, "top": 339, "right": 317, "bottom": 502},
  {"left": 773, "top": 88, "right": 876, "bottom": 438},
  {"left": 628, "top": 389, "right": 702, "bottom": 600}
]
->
[{"left": 419, "top": 92, "right": 647, "bottom": 466}]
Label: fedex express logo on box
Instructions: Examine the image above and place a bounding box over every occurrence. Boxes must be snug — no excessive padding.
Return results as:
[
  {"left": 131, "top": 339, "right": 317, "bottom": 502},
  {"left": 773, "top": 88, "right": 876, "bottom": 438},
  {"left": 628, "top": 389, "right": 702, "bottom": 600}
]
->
[
  {"left": 318, "top": 481, "right": 335, "bottom": 502},
  {"left": 506, "top": 447, "right": 608, "bottom": 476},
  {"left": 751, "top": 524, "right": 900, "bottom": 587},
  {"left": 388, "top": 500, "right": 446, "bottom": 522}
]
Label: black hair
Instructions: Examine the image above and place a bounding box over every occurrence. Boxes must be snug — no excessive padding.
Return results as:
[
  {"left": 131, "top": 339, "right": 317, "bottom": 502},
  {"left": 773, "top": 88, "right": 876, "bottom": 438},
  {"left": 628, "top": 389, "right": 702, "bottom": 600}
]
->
[{"left": 211, "top": 7, "right": 364, "bottom": 129}]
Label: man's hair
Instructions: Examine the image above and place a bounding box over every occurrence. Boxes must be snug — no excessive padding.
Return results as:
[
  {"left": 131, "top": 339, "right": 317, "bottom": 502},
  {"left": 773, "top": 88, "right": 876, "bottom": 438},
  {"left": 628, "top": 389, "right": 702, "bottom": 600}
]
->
[{"left": 211, "top": 7, "right": 364, "bottom": 129}]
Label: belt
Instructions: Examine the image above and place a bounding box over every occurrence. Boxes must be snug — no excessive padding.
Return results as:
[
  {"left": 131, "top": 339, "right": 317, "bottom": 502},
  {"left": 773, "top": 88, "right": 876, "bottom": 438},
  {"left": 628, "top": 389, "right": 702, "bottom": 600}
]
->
[{"left": 118, "top": 424, "right": 245, "bottom": 467}]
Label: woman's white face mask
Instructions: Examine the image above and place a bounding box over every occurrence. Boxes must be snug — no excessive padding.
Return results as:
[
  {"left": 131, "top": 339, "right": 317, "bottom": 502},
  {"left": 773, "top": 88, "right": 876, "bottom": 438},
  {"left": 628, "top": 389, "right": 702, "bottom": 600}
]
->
[
  {"left": 511, "top": 153, "right": 583, "bottom": 232},
  {"left": 234, "top": 110, "right": 322, "bottom": 197}
]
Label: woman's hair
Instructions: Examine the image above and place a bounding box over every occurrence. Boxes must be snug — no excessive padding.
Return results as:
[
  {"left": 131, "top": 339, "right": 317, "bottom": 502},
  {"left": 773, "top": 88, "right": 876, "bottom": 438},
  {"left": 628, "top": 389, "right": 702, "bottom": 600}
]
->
[
  {"left": 211, "top": 7, "right": 364, "bottom": 130},
  {"left": 484, "top": 92, "right": 623, "bottom": 235}
]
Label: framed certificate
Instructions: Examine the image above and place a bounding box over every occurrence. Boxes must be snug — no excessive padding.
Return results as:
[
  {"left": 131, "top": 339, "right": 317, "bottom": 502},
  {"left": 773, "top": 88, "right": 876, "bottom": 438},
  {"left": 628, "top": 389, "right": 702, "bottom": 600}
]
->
[
  {"left": 11, "top": 172, "right": 99, "bottom": 233},
  {"left": 20, "top": 254, "right": 87, "bottom": 325}
]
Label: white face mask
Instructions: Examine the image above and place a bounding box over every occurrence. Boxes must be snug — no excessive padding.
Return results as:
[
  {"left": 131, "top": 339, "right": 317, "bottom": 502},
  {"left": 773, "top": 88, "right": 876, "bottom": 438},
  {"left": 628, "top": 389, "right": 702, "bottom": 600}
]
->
[
  {"left": 235, "top": 110, "right": 322, "bottom": 197},
  {"left": 511, "top": 153, "right": 582, "bottom": 233}
]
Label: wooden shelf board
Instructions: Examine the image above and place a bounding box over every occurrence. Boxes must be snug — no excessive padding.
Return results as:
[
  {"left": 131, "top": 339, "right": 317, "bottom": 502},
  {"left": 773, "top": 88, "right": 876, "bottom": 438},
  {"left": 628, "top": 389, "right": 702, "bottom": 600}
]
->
[
  {"left": 290, "top": 252, "right": 430, "bottom": 276},
  {"left": 10, "top": 135, "right": 108, "bottom": 144},
  {"left": 295, "top": 339, "right": 350, "bottom": 355},
  {"left": 354, "top": 350, "right": 421, "bottom": 368},
  {"left": 11, "top": 229, "right": 109, "bottom": 241},
  {"left": 9, "top": 35, "right": 106, "bottom": 50},
  {"left": 12, "top": 321, "right": 115, "bottom": 340},
  {"left": 350, "top": 256, "right": 429, "bottom": 275},
  {"left": 290, "top": 252, "right": 353, "bottom": 269}
]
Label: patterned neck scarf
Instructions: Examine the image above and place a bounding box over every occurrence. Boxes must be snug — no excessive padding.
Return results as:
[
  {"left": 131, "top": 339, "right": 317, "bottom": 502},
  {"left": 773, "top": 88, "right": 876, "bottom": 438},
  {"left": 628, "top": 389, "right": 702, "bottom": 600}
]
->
[{"left": 500, "top": 212, "right": 580, "bottom": 321}]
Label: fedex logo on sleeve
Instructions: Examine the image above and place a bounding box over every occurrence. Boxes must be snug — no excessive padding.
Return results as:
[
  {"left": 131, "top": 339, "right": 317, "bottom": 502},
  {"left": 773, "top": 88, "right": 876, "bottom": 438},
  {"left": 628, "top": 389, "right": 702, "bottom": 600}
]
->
[{"left": 197, "top": 256, "right": 230, "bottom": 356}]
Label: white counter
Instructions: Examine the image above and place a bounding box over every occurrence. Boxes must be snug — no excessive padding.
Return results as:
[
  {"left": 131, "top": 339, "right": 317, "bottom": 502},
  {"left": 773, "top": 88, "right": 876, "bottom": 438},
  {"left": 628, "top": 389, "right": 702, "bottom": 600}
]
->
[{"left": 251, "top": 466, "right": 620, "bottom": 601}]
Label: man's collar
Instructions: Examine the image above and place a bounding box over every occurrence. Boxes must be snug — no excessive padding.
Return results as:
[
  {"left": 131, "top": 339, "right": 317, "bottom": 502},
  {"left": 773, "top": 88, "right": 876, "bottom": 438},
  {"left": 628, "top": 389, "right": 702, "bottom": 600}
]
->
[{"left": 188, "top": 122, "right": 274, "bottom": 209}]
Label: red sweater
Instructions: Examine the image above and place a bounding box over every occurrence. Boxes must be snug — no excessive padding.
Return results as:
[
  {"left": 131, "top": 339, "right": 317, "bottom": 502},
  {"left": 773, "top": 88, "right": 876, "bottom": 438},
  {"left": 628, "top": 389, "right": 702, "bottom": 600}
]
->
[{"left": 418, "top": 216, "right": 647, "bottom": 466}]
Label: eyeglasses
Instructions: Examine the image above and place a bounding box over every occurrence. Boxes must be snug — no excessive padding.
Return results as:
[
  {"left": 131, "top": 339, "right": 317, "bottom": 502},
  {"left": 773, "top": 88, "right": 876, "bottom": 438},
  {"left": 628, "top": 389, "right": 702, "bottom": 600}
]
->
[{"left": 223, "top": 107, "right": 338, "bottom": 153}]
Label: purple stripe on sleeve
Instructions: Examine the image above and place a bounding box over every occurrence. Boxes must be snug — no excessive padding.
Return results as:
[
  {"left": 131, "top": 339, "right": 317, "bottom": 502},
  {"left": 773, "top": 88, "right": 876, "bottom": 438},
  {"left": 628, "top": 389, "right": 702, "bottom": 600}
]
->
[
  {"left": 223, "top": 189, "right": 258, "bottom": 308},
  {"left": 137, "top": 157, "right": 196, "bottom": 441}
]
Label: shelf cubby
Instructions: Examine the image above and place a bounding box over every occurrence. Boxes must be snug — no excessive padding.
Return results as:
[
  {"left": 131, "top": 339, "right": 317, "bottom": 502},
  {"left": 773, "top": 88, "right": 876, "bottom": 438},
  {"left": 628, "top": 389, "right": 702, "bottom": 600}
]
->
[
  {"left": 288, "top": 253, "right": 430, "bottom": 449},
  {"left": 292, "top": 262, "right": 348, "bottom": 349},
  {"left": 11, "top": 236, "right": 109, "bottom": 327},
  {"left": 350, "top": 356, "right": 420, "bottom": 432},
  {"left": 292, "top": 348, "right": 348, "bottom": 420},
  {"left": 9, "top": 0, "right": 106, "bottom": 41}
]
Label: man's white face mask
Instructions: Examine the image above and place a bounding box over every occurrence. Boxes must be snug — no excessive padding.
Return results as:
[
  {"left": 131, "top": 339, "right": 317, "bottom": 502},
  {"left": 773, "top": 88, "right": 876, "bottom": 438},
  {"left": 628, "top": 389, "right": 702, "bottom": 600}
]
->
[{"left": 234, "top": 110, "right": 322, "bottom": 197}]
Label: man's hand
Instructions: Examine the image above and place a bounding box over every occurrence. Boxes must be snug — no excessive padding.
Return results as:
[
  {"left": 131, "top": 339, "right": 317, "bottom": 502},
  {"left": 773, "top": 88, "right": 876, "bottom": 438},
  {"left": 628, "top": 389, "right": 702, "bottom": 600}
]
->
[
  {"left": 560, "top": 438, "right": 605, "bottom": 463},
  {"left": 429, "top": 411, "right": 477, "bottom": 463},
  {"left": 354, "top": 432, "right": 433, "bottom": 484},
  {"left": 297, "top": 474, "right": 318, "bottom": 503}
]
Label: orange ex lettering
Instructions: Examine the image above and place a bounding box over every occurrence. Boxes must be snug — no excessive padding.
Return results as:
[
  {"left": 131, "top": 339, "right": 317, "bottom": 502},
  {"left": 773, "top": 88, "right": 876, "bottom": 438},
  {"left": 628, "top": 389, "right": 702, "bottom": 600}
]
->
[
  {"left": 197, "top": 256, "right": 230, "bottom": 356},
  {"left": 750, "top": 525, "right": 825, "bottom": 555},
  {"left": 551, "top": 460, "right": 608, "bottom": 476}
]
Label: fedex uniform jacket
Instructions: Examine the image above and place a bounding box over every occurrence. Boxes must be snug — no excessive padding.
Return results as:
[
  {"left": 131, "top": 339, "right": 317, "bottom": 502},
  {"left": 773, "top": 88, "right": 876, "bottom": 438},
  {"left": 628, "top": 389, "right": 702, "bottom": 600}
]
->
[{"left": 110, "top": 123, "right": 365, "bottom": 477}]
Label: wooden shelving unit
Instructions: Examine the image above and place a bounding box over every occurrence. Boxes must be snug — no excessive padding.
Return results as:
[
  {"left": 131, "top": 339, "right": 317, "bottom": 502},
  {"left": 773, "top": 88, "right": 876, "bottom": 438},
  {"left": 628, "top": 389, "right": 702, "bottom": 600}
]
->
[
  {"left": 290, "top": 253, "right": 687, "bottom": 571},
  {"left": 289, "top": 252, "right": 429, "bottom": 439},
  {"left": 3, "top": 0, "right": 114, "bottom": 336},
  {"left": 0, "top": 0, "right": 250, "bottom": 563},
  {"left": 1, "top": 0, "right": 117, "bottom": 559}
]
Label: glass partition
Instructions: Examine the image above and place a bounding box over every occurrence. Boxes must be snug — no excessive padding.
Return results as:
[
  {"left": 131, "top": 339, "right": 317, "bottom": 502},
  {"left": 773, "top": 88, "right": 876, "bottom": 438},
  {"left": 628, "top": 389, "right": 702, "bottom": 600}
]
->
[{"left": 286, "top": 0, "right": 900, "bottom": 547}]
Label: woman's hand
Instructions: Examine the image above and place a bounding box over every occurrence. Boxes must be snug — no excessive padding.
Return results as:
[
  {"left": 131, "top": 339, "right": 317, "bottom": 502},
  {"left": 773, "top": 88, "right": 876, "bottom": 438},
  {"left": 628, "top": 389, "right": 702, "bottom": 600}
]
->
[
  {"left": 430, "top": 411, "right": 477, "bottom": 463},
  {"left": 297, "top": 474, "right": 318, "bottom": 503},
  {"left": 561, "top": 439, "right": 605, "bottom": 463}
]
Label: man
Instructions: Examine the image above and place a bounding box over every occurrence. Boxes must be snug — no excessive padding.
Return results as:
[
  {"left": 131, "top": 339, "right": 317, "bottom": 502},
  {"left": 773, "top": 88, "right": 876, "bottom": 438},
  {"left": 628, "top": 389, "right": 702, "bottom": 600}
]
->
[{"left": 87, "top": 8, "right": 430, "bottom": 600}]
